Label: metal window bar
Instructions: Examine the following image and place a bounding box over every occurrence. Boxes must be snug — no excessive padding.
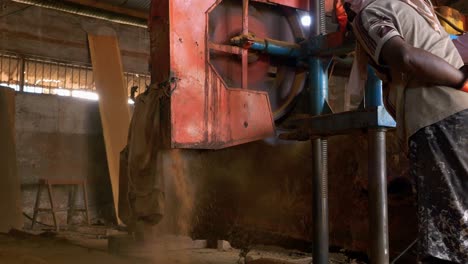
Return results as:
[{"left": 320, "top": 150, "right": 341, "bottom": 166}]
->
[
  {"left": 8, "top": 56, "right": 11, "bottom": 86},
  {"left": 126, "top": 71, "right": 150, "bottom": 99},
  {"left": 0, "top": 52, "right": 21, "bottom": 91},
  {"left": 0, "top": 51, "right": 150, "bottom": 101}
]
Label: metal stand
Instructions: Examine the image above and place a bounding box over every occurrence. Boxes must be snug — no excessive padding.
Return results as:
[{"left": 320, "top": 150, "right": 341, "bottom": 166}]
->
[
  {"left": 311, "top": 138, "right": 329, "bottom": 264},
  {"left": 368, "top": 129, "right": 390, "bottom": 264},
  {"left": 309, "top": 0, "right": 329, "bottom": 262},
  {"left": 229, "top": 1, "right": 394, "bottom": 262}
]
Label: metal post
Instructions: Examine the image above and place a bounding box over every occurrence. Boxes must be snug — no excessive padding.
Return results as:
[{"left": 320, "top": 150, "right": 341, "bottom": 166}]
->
[
  {"left": 368, "top": 129, "right": 390, "bottom": 264},
  {"left": 309, "top": 0, "right": 328, "bottom": 263},
  {"left": 308, "top": 0, "right": 327, "bottom": 115},
  {"left": 311, "top": 137, "right": 328, "bottom": 264}
]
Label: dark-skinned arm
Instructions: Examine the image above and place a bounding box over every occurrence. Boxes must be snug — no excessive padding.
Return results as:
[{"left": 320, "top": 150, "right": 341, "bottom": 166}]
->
[{"left": 380, "top": 36, "right": 467, "bottom": 89}]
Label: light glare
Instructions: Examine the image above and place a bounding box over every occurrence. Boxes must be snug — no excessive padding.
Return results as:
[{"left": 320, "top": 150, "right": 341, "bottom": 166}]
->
[
  {"left": 72, "top": 90, "right": 99, "bottom": 101},
  {"left": 301, "top": 15, "right": 311, "bottom": 27}
]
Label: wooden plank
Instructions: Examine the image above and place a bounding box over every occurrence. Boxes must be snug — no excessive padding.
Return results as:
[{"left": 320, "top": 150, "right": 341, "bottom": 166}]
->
[
  {"left": 88, "top": 34, "right": 131, "bottom": 223},
  {"left": 0, "top": 87, "right": 23, "bottom": 232}
]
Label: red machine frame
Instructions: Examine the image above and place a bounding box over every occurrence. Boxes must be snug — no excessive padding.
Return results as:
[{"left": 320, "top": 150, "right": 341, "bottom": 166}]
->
[{"left": 149, "top": 0, "right": 308, "bottom": 149}]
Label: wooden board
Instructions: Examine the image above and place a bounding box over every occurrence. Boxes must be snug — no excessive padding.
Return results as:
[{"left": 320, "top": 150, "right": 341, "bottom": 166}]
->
[
  {"left": 0, "top": 87, "right": 23, "bottom": 232},
  {"left": 88, "top": 34, "right": 131, "bottom": 223}
]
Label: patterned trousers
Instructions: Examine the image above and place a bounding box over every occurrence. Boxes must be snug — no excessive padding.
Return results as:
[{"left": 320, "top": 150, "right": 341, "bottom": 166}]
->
[{"left": 409, "top": 109, "right": 468, "bottom": 264}]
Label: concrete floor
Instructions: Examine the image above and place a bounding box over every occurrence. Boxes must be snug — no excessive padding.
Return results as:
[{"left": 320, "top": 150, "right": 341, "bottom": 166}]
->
[
  {"left": 0, "top": 228, "right": 364, "bottom": 264},
  {"left": 0, "top": 232, "right": 239, "bottom": 264}
]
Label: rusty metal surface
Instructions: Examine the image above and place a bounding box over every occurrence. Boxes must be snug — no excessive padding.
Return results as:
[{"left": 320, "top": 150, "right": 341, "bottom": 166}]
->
[
  {"left": 208, "top": 0, "right": 306, "bottom": 120},
  {"left": 150, "top": 0, "right": 276, "bottom": 149}
]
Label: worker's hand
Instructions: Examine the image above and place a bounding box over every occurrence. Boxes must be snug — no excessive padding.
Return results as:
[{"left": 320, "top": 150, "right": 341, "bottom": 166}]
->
[{"left": 460, "top": 65, "right": 468, "bottom": 78}]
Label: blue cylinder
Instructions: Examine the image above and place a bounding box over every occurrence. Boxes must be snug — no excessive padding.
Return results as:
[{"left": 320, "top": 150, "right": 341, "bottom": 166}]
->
[
  {"left": 248, "top": 40, "right": 300, "bottom": 57},
  {"left": 309, "top": 58, "right": 328, "bottom": 115}
]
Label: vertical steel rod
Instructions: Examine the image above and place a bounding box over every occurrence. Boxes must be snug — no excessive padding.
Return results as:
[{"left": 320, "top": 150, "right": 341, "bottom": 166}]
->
[
  {"left": 309, "top": 0, "right": 328, "bottom": 263},
  {"left": 368, "top": 129, "right": 390, "bottom": 264},
  {"left": 311, "top": 137, "right": 328, "bottom": 264},
  {"left": 7, "top": 56, "right": 11, "bottom": 86},
  {"left": 241, "top": 0, "right": 249, "bottom": 89}
]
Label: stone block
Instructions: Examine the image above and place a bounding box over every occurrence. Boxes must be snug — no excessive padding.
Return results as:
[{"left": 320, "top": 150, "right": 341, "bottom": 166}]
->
[{"left": 217, "top": 240, "right": 232, "bottom": 251}]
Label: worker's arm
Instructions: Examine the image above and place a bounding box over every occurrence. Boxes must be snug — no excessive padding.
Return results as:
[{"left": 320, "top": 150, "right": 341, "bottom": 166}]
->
[{"left": 381, "top": 36, "right": 467, "bottom": 89}]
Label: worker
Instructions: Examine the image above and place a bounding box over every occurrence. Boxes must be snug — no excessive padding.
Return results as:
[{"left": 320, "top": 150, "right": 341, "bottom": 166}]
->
[
  {"left": 454, "top": 33, "right": 468, "bottom": 63},
  {"left": 342, "top": 0, "right": 468, "bottom": 263}
]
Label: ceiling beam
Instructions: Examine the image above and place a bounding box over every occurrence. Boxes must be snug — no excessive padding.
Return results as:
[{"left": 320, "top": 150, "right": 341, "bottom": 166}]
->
[{"left": 64, "top": 0, "right": 148, "bottom": 19}]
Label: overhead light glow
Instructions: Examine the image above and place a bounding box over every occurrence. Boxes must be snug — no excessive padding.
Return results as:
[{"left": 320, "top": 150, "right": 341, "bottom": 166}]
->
[{"left": 301, "top": 15, "right": 311, "bottom": 27}]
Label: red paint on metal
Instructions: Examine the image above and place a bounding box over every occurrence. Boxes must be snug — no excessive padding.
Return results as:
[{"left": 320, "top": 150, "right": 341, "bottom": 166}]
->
[
  {"left": 150, "top": 0, "right": 275, "bottom": 149},
  {"left": 209, "top": 9, "right": 270, "bottom": 88},
  {"left": 253, "top": 0, "right": 309, "bottom": 10},
  {"left": 208, "top": 42, "right": 242, "bottom": 55}
]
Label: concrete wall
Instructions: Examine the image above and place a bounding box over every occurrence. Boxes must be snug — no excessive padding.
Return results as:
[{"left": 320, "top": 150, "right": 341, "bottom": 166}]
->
[
  {"left": 0, "top": 0, "right": 147, "bottom": 228},
  {"left": 17, "top": 92, "right": 114, "bottom": 226},
  {"left": 0, "top": 2, "right": 149, "bottom": 73}
]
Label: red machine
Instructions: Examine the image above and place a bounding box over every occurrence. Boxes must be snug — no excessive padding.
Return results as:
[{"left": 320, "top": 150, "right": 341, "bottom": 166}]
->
[
  {"left": 149, "top": 0, "right": 310, "bottom": 149},
  {"left": 120, "top": 0, "right": 315, "bottom": 243}
]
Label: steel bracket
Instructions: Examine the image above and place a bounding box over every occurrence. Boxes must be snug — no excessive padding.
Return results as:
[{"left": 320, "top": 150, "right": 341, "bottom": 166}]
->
[{"left": 281, "top": 106, "right": 396, "bottom": 139}]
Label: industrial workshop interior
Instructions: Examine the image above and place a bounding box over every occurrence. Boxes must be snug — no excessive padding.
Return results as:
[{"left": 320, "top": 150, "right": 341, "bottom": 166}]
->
[{"left": 1, "top": 0, "right": 468, "bottom": 263}]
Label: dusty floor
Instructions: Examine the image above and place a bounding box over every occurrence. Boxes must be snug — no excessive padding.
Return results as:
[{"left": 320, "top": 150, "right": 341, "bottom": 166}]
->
[
  {"left": 0, "top": 228, "right": 364, "bottom": 264},
  {"left": 0, "top": 231, "right": 238, "bottom": 264}
]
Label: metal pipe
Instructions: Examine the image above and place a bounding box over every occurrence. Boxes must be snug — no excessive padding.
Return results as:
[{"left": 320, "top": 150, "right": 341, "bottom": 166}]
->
[
  {"left": 11, "top": 0, "right": 147, "bottom": 28},
  {"left": 310, "top": 0, "right": 324, "bottom": 36},
  {"left": 249, "top": 39, "right": 300, "bottom": 57},
  {"left": 309, "top": 58, "right": 328, "bottom": 115},
  {"left": 368, "top": 129, "right": 390, "bottom": 264},
  {"left": 309, "top": 0, "right": 328, "bottom": 263},
  {"left": 311, "top": 138, "right": 328, "bottom": 264},
  {"left": 309, "top": 0, "right": 328, "bottom": 114},
  {"left": 230, "top": 36, "right": 301, "bottom": 58}
]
